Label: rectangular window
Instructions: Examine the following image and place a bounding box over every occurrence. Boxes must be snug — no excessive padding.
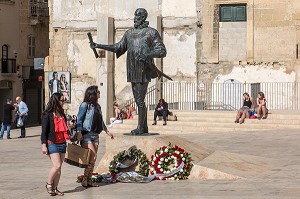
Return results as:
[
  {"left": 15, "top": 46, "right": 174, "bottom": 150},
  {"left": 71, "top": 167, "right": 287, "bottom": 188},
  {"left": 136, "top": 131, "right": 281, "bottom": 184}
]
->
[
  {"left": 28, "top": 35, "right": 36, "bottom": 58},
  {"left": 220, "top": 5, "right": 247, "bottom": 22}
]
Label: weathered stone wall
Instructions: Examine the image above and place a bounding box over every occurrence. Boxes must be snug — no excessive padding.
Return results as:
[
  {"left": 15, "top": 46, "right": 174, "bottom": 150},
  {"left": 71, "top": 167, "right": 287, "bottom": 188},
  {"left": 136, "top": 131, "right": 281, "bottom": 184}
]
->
[
  {"left": 197, "top": 0, "right": 300, "bottom": 84},
  {"left": 219, "top": 22, "right": 247, "bottom": 62},
  {"left": 48, "top": 0, "right": 198, "bottom": 115}
]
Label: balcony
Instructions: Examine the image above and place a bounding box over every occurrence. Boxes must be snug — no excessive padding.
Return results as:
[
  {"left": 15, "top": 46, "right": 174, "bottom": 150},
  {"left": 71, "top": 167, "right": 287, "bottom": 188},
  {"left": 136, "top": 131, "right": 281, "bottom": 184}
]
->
[
  {"left": 1, "top": 58, "right": 17, "bottom": 74},
  {"left": 29, "top": 1, "right": 49, "bottom": 25}
]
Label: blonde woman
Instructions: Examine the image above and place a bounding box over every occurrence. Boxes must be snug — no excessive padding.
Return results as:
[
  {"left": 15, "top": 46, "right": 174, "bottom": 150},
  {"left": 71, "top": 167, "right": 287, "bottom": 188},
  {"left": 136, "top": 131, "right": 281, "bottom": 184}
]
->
[{"left": 256, "top": 91, "right": 268, "bottom": 119}]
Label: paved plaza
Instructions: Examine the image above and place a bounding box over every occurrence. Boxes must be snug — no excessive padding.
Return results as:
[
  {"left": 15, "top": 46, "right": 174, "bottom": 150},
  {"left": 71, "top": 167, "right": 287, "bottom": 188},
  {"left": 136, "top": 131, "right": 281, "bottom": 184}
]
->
[{"left": 0, "top": 126, "right": 299, "bottom": 199}]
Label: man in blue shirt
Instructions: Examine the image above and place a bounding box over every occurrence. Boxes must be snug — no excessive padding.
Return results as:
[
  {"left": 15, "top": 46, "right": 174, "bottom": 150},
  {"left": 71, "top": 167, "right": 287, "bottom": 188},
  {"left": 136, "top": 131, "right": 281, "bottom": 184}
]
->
[{"left": 15, "top": 96, "right": 28, "bottom": 138}]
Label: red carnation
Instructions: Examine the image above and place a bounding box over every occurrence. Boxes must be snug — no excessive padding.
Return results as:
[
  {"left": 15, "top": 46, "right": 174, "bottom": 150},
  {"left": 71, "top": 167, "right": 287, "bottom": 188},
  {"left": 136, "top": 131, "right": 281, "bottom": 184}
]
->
[
  {"left": 162, "top": 152, "right": 168, "bottom": 157},
  {"left": 162, "top": 146, "right": 167, "bottom": 150}
]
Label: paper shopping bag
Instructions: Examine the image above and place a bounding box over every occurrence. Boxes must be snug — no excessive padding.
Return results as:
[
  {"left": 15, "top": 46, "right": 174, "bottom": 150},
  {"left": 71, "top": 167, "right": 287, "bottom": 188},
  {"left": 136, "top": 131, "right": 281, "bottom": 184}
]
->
[{"left": 64, "top": 143, "right": 91, "bottom": 168}]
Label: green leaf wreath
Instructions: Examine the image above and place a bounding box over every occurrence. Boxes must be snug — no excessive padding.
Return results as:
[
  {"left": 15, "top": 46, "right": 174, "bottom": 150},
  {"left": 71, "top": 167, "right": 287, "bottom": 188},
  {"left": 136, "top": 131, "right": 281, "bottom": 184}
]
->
[{"left": 109, "top": 147, "right": 149, "bottom": 176}]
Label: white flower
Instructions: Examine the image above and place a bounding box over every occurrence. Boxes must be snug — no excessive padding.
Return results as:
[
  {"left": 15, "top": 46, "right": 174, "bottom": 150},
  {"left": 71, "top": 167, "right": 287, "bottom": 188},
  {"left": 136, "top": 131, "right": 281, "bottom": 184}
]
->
[
  {"left": 170, "top": 177, "right": 174, "bottom": 180},
  {"left": 164, "top": 148, "right": 168, "bottom": 152},
  {"left": 154, "top": 171, "right": 156, "bottom": 174},
  {"left": 153, "top": 157, "right": 156, "bottom": 161},
  {"left": 159, "top": 177, "right": 163, "bottom": 180},
  {"left": 182, "top": 157, "right": 185, "bottom": 161},
  {"left": 174, "top": 174, "right": 177, "bottom": 177},
  {"left": 160, "top": 150, "right": 163, "bottom": 154},
  {"left": 158, "top": 165, "right": 161, "bottom": 168},
  {"left": 160, "top": 157, "right": 164, "bottom": 161},
  {"left": 158, "top": 161, "right": 162, "bottom": 164},
  {"left": 151, "top": 168, "right": 154, "bottom": 171},
  {"left": 166, "top": 170, "right": 170, "bottom": 173},
  {"left": 160, "top": 168, "right": 164, "bottom": 172},
  {"left": 175, "top": 151, "right": 180, "bottom": 154},
  {"left": 155, "top": 154, "right": 158, "bottom": 157},
  {"left": 180, "top": 169, "right": 183, "bottom": 172},
  {"left": 163, "top": 171, "right": 167, "bottom": 174},
  {"left": 165, "top": 159, "right": 168, "bottom": 162},
  {"left": 181, "top": 154, "right": 183, "bottom": 157},
  {"left": 152, "top": 162, "right": 155, "bottom": 165}
]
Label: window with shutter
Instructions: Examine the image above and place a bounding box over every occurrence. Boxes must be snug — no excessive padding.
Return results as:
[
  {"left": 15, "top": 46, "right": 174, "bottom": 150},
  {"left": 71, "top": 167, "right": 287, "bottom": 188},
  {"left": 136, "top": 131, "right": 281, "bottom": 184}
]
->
[{"left": 220, "top": 5, "right": 246, "bottom": 22}]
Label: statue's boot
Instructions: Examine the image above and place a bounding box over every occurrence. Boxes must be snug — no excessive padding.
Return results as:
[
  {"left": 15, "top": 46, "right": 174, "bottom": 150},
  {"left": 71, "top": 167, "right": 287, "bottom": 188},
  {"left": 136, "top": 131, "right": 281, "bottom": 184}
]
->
[{"left": 131, "top": 102, "right": 148, "bottom": 135}]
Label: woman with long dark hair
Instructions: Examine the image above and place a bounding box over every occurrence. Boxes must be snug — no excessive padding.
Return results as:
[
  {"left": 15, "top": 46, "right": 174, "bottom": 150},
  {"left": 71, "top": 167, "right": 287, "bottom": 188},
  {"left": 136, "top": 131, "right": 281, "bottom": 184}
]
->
[
  {"left": 41, "top": 92, "right": 69, "bottom": 196},
  {"left": 76, "top": 85, "right": 114, "bottom": 187}
]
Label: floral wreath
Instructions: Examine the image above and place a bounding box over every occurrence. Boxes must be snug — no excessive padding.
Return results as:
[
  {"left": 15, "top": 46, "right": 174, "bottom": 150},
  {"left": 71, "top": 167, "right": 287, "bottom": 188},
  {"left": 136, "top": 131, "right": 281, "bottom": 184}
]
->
[
  {"left": 109, "top": 146, "right": 149, "bottom": 176},
  {"left": 149, "top": 143, "right": 193, "bottom": 180}
]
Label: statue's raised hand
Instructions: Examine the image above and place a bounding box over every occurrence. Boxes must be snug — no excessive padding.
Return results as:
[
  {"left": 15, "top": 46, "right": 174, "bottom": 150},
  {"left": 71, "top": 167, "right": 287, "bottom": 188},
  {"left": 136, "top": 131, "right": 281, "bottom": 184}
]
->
[{"left": 90, "top": 42, "right": 97, "bottom": 49}]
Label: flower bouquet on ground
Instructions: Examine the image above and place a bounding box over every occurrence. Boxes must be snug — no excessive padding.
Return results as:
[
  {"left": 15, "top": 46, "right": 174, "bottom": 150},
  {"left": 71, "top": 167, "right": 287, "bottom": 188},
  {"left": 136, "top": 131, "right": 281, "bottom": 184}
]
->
[
  {"left": 149, "top": 143, "right": 193, "bottom": 180},
  {"left": 77, "top": 173, "right": 114, "bottom": 183}
]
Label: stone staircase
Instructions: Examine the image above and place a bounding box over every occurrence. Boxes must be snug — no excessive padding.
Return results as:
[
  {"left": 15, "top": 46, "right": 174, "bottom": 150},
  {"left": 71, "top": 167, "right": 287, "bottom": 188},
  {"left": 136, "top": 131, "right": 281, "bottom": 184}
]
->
[{"left": 107, "top": 110, "right": 300, "bottom": 134}]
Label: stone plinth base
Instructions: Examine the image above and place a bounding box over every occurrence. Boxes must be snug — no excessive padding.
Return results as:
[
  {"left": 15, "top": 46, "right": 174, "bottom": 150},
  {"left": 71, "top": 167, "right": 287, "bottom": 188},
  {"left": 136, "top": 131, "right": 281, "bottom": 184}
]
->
[{"left": 96, "top": 134, "right": 278, "bottom": 179}]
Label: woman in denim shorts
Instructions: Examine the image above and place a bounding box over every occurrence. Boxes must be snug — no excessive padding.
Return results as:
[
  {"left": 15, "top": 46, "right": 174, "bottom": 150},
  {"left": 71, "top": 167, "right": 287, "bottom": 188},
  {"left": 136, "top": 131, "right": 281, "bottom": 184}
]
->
[
  {"left": 76, "top": 85, "right": 114, "bottom": 187},
  {"left": 41, "top": 92, "right": 71, "bottom": 196}
]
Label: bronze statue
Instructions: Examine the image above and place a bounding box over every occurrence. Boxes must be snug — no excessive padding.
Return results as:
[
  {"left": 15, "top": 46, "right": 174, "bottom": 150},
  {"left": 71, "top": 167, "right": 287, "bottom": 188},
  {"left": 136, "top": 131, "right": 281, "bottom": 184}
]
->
[{"left": 90, "top": 8, "right": 170, "bottom": 135}]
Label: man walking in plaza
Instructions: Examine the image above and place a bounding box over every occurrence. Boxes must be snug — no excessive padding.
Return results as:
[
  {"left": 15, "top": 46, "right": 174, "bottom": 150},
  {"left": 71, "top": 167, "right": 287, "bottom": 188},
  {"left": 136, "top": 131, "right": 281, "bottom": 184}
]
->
[
  {"left": 15, "top": 96, "right": 29, "bottom": 138},
  {"left": 90, "top": 8, "right": 167, "bottom": 135},
  {"left": 0, "top": 98, "right": 16, "bottom": 140}
]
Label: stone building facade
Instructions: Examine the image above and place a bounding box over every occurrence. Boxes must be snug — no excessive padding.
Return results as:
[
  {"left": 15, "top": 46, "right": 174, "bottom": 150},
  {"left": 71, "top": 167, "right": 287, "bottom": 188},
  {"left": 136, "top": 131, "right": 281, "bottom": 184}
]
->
[
  {"left": 0, "top": 0, "right": 49, "bottom": 125},
  {"left": 47, "top": 0, "right": 300, "bottom": 118}
]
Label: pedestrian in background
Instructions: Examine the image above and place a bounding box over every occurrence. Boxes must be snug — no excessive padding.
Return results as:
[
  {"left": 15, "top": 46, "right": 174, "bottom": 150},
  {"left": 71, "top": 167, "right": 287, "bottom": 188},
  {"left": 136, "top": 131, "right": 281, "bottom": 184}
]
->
[
  {"left": 41, "top": 92, "right": 69, "bottom": 196},
  {"left": 15, "top": 96, "right": 28, "bottom": 138},
  {"left": 0, "top": 98, "right": 16, "bottom": 140}
]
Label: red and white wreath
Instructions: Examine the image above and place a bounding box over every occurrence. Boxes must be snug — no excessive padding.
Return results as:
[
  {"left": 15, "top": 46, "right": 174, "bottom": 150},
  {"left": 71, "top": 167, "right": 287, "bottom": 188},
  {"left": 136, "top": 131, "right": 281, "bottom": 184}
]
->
[{"left": 149, "top": 143, "right": 193, "bottom": 180}]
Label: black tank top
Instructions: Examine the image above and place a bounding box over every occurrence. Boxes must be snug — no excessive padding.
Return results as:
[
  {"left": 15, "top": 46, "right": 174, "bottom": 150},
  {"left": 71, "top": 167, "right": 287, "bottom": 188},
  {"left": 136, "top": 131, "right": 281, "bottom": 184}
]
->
[{"left": 243, "top": 99, "right": 252, "bottom": 108}]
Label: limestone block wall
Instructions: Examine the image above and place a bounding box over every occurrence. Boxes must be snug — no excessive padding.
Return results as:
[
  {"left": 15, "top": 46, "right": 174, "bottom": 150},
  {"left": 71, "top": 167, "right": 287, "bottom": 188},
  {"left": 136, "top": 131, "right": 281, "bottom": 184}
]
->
[
  {"left": 48, "top": 0, "right": 199, "bottom": 113},
  {"left": 198, "top": 0, "right": 300, "bottom": 84},
  {"left": 219, "top": 22, "right": 247, "bottom": 62}
]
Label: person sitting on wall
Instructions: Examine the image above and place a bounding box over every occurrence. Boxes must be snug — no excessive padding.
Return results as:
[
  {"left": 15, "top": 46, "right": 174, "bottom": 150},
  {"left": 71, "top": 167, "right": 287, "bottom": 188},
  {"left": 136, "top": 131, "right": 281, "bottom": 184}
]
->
[
  {"left": 109, "top": 102, "right": 123, "bottom": 128},
  {"left": 234, "top": 92, "right": 254, "bottom": 124},
  {"left": 125, "top": 104, "right": 137, "bottom": 119},
  {"left": 152, "top": 98, "right": 170, "bottom": 126},
  {"left": 256, "top": 91, "right": 268, "bottom": 119}
]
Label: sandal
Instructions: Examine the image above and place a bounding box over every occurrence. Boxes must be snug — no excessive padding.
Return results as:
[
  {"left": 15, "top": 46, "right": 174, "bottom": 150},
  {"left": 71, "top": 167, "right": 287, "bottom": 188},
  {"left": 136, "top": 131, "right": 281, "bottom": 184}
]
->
[
  {"left": 234, "top": 119, "right": 239, "bottom": 123},
  {"left": 262, "top": 115, "right": 266, "bottom": 119},
  {"left": 54, "top": 187, "right": 64, "bottom": 196},
  {"left": 46, "top": 183, "right": 55, "bottom": 196}
]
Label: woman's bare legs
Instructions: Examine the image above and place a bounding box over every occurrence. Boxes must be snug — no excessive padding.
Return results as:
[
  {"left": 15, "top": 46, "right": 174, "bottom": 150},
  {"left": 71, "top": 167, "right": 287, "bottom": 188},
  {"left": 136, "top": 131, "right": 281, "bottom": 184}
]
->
[
  {"left": 235, "top": 110, "right": 242, "bottom": 123},
  {"left": 239, "top": 110, "right": 248, "bottom": 124},
  {"left": 47, "top": 153, "right": 64, "bottom": 195},
  {"left": 256, "top": 106, "right": 262, "bottom": 118},
  {"left": 262, "top": 106, "right": 268, "bottom": 118}
]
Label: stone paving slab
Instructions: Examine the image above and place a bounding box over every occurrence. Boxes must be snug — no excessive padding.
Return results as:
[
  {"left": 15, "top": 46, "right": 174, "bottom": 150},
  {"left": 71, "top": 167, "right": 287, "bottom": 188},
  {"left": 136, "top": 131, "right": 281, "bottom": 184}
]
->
[{"left": 0, "top": 126, "right": 299, "bottom": 198}]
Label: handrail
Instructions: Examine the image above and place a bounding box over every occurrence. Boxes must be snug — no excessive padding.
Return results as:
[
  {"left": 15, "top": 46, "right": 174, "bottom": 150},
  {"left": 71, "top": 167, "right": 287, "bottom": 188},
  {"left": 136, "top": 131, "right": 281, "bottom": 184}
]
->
[{"left": 120, "top": 81, "right": 300, "bottom": 111}]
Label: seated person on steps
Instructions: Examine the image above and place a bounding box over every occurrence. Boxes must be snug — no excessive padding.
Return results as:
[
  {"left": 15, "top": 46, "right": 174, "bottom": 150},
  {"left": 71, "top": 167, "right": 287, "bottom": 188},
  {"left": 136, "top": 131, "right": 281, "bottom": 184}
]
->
[
  {"left": 109, "top": 102, "right": 123, "bottom": 128},
  {"left": 152, "top": 98, "right": 170, "bottom": 126},
  {"left": 234, "top": 92, "right": 254, "bottom": 124},
  {"left": 256, "top": 91, "right": 268, "bottom": 119},
  {"left": 125, "top": 104, "right": 137, "bottom": 119}
]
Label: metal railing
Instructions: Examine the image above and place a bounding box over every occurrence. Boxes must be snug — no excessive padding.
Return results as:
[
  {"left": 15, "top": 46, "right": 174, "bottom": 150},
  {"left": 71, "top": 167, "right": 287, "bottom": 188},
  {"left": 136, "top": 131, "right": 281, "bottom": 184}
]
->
[
  {"left": 125, "top": 82, "right": 300, "bottom": 111},
  {"left": 29, "top": 1, "right": 49, "bottom": 18},
  {"left": 1, "top": 58, "right": 16, "bottom": 73}
]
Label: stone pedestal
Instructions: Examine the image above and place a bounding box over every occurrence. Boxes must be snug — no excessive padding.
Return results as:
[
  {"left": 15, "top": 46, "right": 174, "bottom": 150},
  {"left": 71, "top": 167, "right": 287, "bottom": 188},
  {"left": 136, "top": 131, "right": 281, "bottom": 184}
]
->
[{"left": 96, "top": 135, "right": 278, "bottom": 180}]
